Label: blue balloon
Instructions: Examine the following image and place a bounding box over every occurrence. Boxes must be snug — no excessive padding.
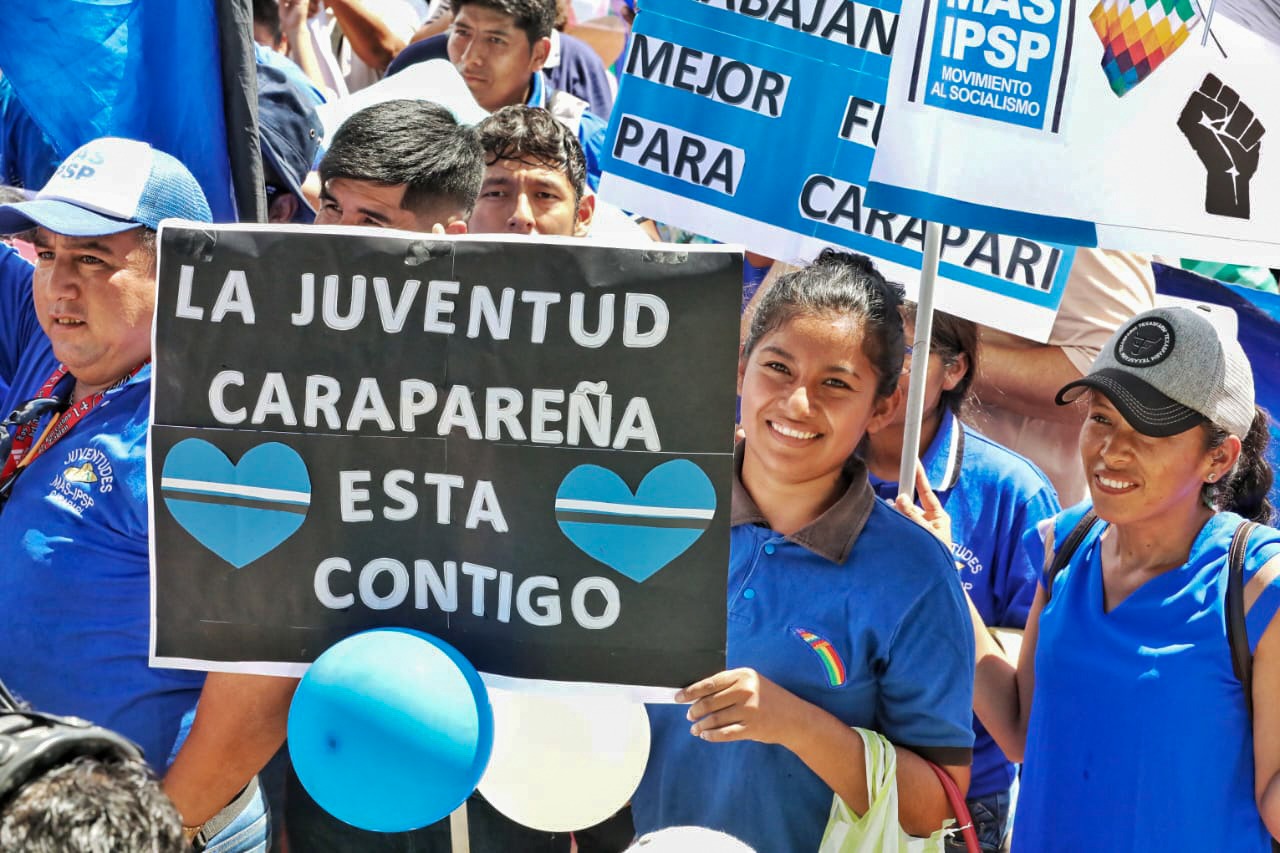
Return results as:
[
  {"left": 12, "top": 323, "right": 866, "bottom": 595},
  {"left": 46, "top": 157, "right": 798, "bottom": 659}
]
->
[{"left": 288, "top": 629, "right": 493, "bottom": 832}]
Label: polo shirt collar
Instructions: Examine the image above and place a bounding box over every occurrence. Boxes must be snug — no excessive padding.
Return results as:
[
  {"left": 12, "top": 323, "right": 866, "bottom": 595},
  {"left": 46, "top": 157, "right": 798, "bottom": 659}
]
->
[
  {"left": 527, "top": 71, "right": 547, "bottom": 108},
  {"left": 921, "top": 407, "right": 964, "bottom": 494},
  {"left": 729, "top": 442, "right": 876, "bottom": 564}
]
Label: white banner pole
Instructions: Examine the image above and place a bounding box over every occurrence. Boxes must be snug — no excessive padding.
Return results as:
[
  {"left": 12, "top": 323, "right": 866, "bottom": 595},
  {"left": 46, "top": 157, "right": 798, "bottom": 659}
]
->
[{"left": 897, "top": 220, "right": 944, "bottom": 501}]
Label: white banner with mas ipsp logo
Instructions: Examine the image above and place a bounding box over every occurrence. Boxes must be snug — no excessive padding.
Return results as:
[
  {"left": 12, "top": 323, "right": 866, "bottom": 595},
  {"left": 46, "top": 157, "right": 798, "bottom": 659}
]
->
[{"left": 866, "top": 0, "right": 1280, "bottom": 264}]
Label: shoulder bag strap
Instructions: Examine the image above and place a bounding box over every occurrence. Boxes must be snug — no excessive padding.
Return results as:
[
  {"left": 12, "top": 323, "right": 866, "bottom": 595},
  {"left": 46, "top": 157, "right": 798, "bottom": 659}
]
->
[
  {"left": 1227, "top": 520, "right": 1258, "bottom": 720},
  {"left": 927, "top": 762, "right": 980, "bottom": 853},
  {"left": 1044, "top": 510, "right": 1098, "bottom": 602}
]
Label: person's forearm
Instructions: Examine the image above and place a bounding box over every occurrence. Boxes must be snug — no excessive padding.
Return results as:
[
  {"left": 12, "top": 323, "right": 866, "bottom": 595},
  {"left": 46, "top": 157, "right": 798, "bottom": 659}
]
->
[
  {"left": 968, "top": 595, "right": 1030, "bottom": 762},
  {"left": 327, "top": 0, "right": 408, "bottom": 70},
  {"left": 972, "top": 339, "right": 1086, "bottom": 424},
  {"left": 782, "top": 704, "right": 961, "bottom": 836},
  {"left": 410, "top": 10, "right": 453, "bottom": 42},
  {"left": 163, "top": 673, "right": 298, "bottom": 826},
  {"left": 1260, "top": 773, "right": 1280, "bottom": 840},
  {"left": 284, "top": 19, "right": 333, "bottom": 94}
]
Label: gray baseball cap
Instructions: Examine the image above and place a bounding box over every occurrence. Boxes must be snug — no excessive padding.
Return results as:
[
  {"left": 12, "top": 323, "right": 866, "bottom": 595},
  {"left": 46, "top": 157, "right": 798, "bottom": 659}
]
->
[{"left": 1055, "top": 305, "right": 1254, "bottom": 439}]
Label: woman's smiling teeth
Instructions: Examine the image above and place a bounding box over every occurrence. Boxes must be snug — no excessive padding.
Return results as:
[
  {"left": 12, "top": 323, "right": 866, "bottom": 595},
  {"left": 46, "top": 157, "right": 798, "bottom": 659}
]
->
[
  {"left": 770, "top": 421, "right": 818, "bottom": 440},
  {"left": 1097, "top": 474, "right": 1136, "bottom": 491}
]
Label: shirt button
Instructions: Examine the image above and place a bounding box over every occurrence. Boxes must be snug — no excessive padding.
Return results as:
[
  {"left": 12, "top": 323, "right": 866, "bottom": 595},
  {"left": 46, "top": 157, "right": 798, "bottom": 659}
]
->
[
  {"left": 743, "top": 588, "right": 756, "bottom": 599},
  {"left": 763, "top": 544, "right": 776, "bottom": 555}
]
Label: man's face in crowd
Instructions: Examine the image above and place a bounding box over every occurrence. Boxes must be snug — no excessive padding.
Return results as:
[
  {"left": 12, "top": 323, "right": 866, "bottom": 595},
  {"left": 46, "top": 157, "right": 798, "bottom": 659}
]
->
[
  {"left": 31, "top": 227, "right": 155, "bottom": 391},
  {"left": 448, "top": 6, "right": 550, "bottom": 112},
  {"left": 469, "top": 157, "right": 593, "bottom": 236},
  {"left": 316, "top": 177, "right": 451, "bottom": 232}
]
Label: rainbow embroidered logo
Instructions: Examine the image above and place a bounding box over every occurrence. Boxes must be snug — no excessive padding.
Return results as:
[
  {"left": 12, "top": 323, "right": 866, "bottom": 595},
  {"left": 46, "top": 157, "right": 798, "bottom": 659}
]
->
[{"left": 793, "top": 628, "right": 847, "bottom": 688}]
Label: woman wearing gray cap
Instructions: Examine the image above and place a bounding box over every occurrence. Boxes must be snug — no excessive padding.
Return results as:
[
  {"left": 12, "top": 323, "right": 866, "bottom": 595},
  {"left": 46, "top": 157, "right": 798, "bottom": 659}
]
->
[{"left": 899, "top": 305, "right": 1280, "bottom": 851}]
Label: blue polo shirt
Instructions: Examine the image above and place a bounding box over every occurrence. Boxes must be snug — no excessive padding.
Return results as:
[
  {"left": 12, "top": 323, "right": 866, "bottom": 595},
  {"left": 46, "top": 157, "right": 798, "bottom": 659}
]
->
[
  {"left": 0, "top": 245, "right": 204, "bottom": 769},
  {"left": 1015, "top": 505, "right": 1280, "bottom": 852},
  {"left": 868, "top": 409, "right": 1059, "bottom": 797},
  {"left": 633, "top": 447, "right": 975, "bottom": 852}
]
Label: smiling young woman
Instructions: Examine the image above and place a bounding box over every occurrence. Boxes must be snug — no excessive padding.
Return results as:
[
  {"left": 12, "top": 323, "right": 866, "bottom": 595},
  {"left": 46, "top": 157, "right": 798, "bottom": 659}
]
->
[
  {"left": 959, "top": 306, "right": 1280, "bottom": 852},
  {"left": 631, "top": 251, "right": 976, "bottom": 851}
]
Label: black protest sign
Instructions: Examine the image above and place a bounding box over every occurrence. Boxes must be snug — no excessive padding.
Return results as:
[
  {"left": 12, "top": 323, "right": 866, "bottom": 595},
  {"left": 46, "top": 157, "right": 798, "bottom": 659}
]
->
[{"left": 149, "top": 225, "right": 740, "bottom": 689}]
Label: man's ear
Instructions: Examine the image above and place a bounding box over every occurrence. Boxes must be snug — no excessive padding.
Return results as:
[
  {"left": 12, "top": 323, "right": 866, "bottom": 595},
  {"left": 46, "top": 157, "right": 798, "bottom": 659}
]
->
[
  {"left": 445, "top": 219, "right": 469, "bottom": 234},
  {"left": 572, "top": 193, "right": 596, "bottom": 237},
  {"left": 529, "top": 35, "right": 552, "bottom": 71},
  {"left": 268, "top": 194, "right": 299, "bottom": 224}
]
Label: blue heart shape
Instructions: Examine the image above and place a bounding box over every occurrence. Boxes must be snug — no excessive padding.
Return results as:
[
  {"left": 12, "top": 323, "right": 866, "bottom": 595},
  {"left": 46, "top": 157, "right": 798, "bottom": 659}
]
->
[
  {"left": 161, "top": 439, "right": 311, "bottom": 569},
  {"left": 554, "top": 460, "right": 716, "bottom": 583}
]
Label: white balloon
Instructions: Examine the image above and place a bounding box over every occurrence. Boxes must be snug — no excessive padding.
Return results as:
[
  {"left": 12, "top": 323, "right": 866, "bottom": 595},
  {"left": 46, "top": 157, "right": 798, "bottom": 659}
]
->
[{"left": 478, "top": 687, "right": 651, "bottom": 832}]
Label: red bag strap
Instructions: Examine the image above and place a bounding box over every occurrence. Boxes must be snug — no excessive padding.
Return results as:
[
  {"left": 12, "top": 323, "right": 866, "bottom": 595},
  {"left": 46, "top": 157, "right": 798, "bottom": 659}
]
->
[{"left": 927, "top": 762, "right": 981, "bottom": 853}]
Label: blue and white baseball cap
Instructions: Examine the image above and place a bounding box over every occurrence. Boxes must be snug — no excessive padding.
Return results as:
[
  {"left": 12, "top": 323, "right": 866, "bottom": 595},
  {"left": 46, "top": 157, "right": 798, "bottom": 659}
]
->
[{"left": 0, "top": 137, "right": 212, "bottom": 236}]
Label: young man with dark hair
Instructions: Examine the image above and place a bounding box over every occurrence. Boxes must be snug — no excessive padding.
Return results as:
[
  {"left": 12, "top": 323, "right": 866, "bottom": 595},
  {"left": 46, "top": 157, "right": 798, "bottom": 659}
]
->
[
  {"left": 470, "top": 104, "right": 594, "bottom": 236},
  {"left": 316, "top": 98, "right": 484, "bottom": 232},
  {"left": 446, "top": 0, "right": 608, "bottom": 188}
]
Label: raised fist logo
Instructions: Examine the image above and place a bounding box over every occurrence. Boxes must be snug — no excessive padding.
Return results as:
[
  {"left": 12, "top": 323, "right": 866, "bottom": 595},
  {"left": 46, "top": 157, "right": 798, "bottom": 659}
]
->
[{"left": 1178, "top": 74, "right": 1265, "bottom": 219}]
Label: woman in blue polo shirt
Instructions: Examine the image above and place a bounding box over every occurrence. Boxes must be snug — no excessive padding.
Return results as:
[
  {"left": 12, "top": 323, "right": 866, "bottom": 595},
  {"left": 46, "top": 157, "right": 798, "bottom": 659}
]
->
[
  {"left": 631, "top": 250, "right": 976, "bottom": 851},
  {"left": 950, "top": 306, "right": 1280, "bottom": 851},
  {"left": 864, "top": 307, "right": 1059, "bottom": 852}
]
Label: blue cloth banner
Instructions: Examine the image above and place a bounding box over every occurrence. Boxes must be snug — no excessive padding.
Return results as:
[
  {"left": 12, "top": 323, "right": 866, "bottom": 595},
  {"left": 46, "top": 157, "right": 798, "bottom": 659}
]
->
[
  {"left": 600, "top": 0, "right": 1076, "bottom": 340},
  {"left": 0, "top": 1, "right": 234, "bottom": 220},
  {"left": 1154, "top": 262, "right": 1280, "bottom": 508}
]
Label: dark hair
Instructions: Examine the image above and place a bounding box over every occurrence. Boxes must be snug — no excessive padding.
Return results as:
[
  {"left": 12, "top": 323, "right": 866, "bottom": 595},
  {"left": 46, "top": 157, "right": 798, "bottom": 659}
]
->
[
  {"left": 744, "top": 250, "right": 905, "bottom": 399},
  {"left": 450, "top": 0, "right": 556, "bottom": 42},
  {"left": 476, "top": 106, "right": 587, "bottom": 201},
  {"left": 902, "top": 303, "right": 978, "bottom": 416},
  {"left": 252, "top": 0, "right": 283, "bottom": 47},
  {"left": 0, "top": 755, "right": 185, "bottom": 852},
  {"left": 319, "top": 99, "right": 485, "bottom": 219},
  {"left": 1204, "top": 406, "right": 1274, "bottom": 523}
]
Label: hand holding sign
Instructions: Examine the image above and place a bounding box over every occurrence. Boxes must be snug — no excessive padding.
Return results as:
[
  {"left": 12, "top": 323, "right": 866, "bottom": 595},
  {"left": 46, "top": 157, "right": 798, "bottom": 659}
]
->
[
  {"left": 679, "top": 667, "right": 814, "bottom": 746},
  {"left": 1178, "top": 74, "right": 1266, "bottom": 219}
]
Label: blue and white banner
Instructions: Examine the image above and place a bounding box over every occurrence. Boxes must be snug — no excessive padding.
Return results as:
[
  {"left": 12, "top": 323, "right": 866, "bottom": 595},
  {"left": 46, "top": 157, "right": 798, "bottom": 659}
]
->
[
  {"left": 600, "top": 0, "right": 1076, "bottom": 340},
  {"left": 867, "top": 0, "right": 1280, "bottom": 264}
]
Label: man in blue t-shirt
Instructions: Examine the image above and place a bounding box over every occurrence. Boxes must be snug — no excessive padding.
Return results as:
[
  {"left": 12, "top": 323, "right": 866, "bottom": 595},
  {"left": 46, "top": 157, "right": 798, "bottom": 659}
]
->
[
  {"left": 0, "top": 137, "right": 296, "bottom": 850},
  {"left": 444, "top": 0, "right": 609, "bottom": 189}
]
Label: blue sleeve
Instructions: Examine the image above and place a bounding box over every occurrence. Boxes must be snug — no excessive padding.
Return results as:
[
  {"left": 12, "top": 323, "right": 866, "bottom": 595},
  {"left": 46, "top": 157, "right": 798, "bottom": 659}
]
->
[
  {"left": 879, "top": 564, "right": 976, "bottom": 765},
  {"left": 1244, "top": 530, "right": 1280, "bottom": 656},
  {"left": 0, "top": 243, "right": 37, "bottom": 385},
  {"left": 993, "top": 483, "right": 1061, "bottom": 628},
  {"left": 578, "top": 112, "right": 608, "bottom": 192},
  {"left": 1027, "top": 500, "right": 1095, "bottom": 594}
]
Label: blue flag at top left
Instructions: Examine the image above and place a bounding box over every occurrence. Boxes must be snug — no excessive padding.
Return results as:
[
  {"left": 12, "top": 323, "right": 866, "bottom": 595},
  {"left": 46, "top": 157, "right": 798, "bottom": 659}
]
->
[{"left": 0, "top": 0, "right": 237, "bottom": 221}]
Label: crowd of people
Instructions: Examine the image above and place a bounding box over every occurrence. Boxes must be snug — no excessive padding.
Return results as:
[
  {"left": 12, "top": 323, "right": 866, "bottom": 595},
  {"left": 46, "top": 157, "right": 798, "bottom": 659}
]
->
[{"left": 0, "top": 0, "right": 1277, "bottom": 851}]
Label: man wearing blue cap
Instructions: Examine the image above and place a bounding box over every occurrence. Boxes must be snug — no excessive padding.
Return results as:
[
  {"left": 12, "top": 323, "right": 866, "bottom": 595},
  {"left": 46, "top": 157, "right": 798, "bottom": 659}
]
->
[{"left": 0, "top": 137, "right": 293, "bottom": 852}]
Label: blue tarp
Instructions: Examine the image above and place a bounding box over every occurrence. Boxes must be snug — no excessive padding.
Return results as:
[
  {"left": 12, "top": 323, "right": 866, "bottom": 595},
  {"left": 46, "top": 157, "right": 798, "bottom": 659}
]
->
[{"left": 0, "top": 1, "right": 234, "bottom": 220}]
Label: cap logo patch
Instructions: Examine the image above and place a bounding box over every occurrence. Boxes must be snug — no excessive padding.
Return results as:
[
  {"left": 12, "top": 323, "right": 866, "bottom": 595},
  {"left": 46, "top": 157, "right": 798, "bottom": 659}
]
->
[{"left": 1116, "top": 318, "right": 1174, "bottom": 367}]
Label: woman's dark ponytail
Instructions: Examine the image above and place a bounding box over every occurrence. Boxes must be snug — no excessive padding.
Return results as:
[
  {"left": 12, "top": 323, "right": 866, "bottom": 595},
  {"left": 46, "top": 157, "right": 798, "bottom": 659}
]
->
[{"left": 1205, "top": 405, "right": 1274, "bottom": 523}]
